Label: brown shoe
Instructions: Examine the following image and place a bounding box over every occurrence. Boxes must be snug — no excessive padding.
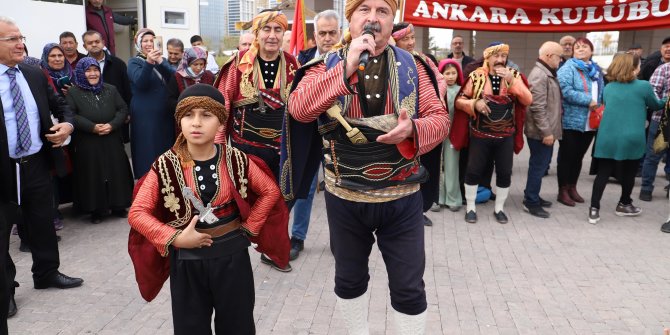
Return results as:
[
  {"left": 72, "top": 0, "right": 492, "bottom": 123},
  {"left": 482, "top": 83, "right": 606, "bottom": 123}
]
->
[
  {"left": 568, "top": 184, "right": 585, "bottom": 203},
  {"left": 557, "top": 186, "right": 576, "bottom": 207}
]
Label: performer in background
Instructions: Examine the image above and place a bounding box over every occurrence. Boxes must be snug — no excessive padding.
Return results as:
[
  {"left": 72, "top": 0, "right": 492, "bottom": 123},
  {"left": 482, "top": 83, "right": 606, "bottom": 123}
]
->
[
  {"left": 453, "top": 42, "right": 532, "bottom": 224},
  {"left": 215, "top": 10, "right": 296, "bottom": 272},
  {"left": 280, "top": 0, "right": 449, "bottom": 332}
]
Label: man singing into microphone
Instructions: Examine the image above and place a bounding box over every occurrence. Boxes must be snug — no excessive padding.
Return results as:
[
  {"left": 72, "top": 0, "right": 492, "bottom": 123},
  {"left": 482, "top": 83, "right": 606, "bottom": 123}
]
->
[{"left": 281, "top": 0, "right": 449, "bottom": 332}]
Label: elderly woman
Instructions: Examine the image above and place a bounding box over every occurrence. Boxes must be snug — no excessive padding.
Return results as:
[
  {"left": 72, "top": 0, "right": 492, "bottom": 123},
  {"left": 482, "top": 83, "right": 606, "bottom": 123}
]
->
[
  {"left": 66, "top": 57, "right": 134, "bottom": 223},
  {"left": 588, "top": 53, "right": 666, "bottom": 224},
  {"left": 556, "top": 37, "right": 604, "bottom": 207},
  {"left": 41, "top": 43, "right": 72, "bottom": 97},
  {"left": 127, "top": 28, "right": 175, "bottom": 179},
  {"left": 167, "top": 46, "right": 215, "bottom": 113}
]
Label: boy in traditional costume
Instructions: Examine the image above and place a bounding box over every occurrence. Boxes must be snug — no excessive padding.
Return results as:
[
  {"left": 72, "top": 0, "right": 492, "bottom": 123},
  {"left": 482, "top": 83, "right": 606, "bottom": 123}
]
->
[{"left": 128, "top": 84, "right": 289, "bottom": 334}]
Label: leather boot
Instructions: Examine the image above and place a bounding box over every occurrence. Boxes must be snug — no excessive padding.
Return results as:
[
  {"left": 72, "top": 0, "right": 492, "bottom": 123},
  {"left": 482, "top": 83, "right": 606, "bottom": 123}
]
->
[
  {"left": 568, "top": 184, "right": 585, "bottom": 203},
  {"left": 557, "top": 186, "right": 576, "bottom": 207}
]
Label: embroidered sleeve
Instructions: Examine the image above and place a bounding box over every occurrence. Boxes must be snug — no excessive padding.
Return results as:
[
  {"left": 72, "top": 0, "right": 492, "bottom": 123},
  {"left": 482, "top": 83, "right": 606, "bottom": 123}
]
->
[
  {"left": 455, "top": 76, "right": 477, "bottom": 117},
  {"left": 413, "top": 60, "right": 450, "bottom": 156},
  {"left": 128, "top": 170, "right": 181, "bottom": 257},
  {"left": 243, "top": 159, "right": 281, "bottom": 235},
  {"left": 289, "top": 63, "right": 357, "bottom": 123}
]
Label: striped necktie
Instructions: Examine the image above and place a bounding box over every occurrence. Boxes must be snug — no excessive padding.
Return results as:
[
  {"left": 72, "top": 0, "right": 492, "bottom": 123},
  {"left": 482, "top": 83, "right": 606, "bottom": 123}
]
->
[{"left": 6, "top": 67, "right": 31, "bottom": 156}]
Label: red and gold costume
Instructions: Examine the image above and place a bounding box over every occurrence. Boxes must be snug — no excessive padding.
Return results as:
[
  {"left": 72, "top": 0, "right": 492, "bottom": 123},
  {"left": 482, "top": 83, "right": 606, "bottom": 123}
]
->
[{"left": 215, "top": 11, "right": 298, "bottom": 179}]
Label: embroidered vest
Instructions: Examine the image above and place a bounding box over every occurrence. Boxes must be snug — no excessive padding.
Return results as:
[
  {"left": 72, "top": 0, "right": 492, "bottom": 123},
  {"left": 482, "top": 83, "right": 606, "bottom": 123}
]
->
[
  {"left": 228, "top": 51, "right": 298, "bottom": 151},
  {"left": 468, "top": 68, "right": 520, "bottom": 139},
  {"left": 318, "top": 46, "right": 427, "bottom": 193},
  {"left": 150, "top": 144, "right": 250, "bottom": 230}
]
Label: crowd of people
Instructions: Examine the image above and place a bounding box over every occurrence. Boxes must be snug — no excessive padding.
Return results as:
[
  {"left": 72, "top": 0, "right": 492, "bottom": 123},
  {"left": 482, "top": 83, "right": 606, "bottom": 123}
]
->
[{"left": 2, "top": 0, "right": 670, "bottom": 333}]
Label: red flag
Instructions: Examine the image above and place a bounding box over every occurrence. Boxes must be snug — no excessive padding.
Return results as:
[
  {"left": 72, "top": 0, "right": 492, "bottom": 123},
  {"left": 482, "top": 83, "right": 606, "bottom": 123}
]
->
[{"left": 289, "top": 0, "right": 306, "bottom": 56}]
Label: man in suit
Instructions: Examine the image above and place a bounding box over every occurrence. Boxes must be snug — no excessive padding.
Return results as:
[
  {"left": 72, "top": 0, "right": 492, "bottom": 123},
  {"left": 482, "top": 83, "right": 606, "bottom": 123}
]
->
[{"left": 0, "top": 17, "right": 84, "bottom": 324}]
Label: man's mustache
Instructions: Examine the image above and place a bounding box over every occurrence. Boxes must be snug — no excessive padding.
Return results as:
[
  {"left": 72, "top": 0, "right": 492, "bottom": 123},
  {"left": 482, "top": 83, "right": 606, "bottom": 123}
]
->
[
  {"left": 493, "top": 62, "right": 506, "bottom": 67},
  {"left": 363, "top": 23, "right": 382, "bottom": 33}
]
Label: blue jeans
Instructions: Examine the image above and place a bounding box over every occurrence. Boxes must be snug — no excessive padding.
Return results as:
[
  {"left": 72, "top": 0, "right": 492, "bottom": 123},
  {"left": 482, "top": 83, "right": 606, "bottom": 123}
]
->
[
  {"left": 641, "top": 119, "right": 667, "bottom": 193},
  {"left": 291, "top": 173, "right": 318, "bottom": 240},
  {"left": 523, "top": 138, "right": 554, "bottom": 206}
]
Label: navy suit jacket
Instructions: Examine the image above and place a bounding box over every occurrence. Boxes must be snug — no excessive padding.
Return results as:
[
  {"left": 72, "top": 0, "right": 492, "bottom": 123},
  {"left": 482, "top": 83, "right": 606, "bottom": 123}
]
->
[{"left": 0, "top": 64, "right": 74, "bottom": 203}]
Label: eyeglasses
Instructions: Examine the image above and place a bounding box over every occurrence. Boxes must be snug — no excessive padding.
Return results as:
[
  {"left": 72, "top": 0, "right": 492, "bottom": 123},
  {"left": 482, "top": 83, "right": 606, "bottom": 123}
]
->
[{"left": 0, "top": 36, "right": 26, "bottom": 44}]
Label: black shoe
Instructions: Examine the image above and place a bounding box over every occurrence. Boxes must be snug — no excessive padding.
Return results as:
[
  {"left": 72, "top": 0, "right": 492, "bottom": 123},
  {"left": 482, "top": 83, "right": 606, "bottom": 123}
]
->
[
  {"left": 494, "top": 211, "right": 508, "bottom": 224},
  {"left": 8, "top": 294, "right": 16, "bottom": 318},
  {"left": 661, "top": 220, "right": 670, "bottom": 233},
  {"left": 34, "top": 272, "right": 84, "bottom": 289},
  {"left": 19, "top": 241, "right": 30, "bottom": 253},
  {"left": 615, "top": 202, "right": 642, "bottom": 217},
  {"left": 289, "top": 237, "right": 304, "bottom": 261},
  {"left": 523, "top": 204, "right": 550, "bottom": 218},
  {"left": 639, "top": 191, "right": 652, "bottom": 202},
  {"left": 57, "top": 235, "right": 61, "bottom": 242},
  {"left": 539, "top": 198, "right": 553, "bottom": 208},
  {"left": 260, "top": 254, "right": 292, "bottom": 272},
  {"left": 111, "top": 209, "right": 128, "bottom": 218},
  {"left": 318, "top": 180, "right": 325, "bottom": 192},
  {"left": 465, "top": 210, "right": 477, "bottom": 223},
  {"left": 423, "top": 214, "right": 433, "bottom": 227}
]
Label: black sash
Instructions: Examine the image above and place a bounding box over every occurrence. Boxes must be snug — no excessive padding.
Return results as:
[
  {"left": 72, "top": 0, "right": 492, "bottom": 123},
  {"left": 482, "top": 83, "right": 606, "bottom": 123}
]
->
[
  {"left": 232, "top": 105, "right": 284, "bottom": 149},
  {"left": 324, "top": 126, "right": 428, "bottom": 191}
]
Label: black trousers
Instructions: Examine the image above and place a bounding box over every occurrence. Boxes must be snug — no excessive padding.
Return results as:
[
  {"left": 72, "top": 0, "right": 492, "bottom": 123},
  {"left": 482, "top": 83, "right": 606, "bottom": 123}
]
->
[
  {"left": 420, "top": 144, "right": 442, "bottom": 211},
  {"left": 557, "top": 130, "right": 595, "bottom": 187},
  {"left": 170, "top": 247, "right": 255, "bottom": 335},
  {"left": 458, "top": 146, "right": 495, "bottom": 200},
  {"left": 5, "top": 151, "right": 60, "bottom": 289},
  {"left": 325, "top": 191, "right": 427, "bottom": 315},
  {"left": 0, "top": 203, "right": 10, "bottom": 335},
  {"left": 590, "top": 158, "right": 638, "bottom": 209},
  {"left": 465, "top": 136, "right": 513, "bottom": 188}
]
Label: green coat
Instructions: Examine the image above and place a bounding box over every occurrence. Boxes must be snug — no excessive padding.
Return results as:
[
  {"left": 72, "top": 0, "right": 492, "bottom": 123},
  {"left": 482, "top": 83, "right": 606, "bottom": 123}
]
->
[{"left": 594, "top": 80, "right": 666, "bottom": 160}]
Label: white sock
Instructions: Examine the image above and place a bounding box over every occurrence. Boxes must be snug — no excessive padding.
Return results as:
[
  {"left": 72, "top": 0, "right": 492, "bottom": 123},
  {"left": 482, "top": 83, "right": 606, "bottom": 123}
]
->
[
  {"left": 336, "top": 293, "right": 369, "bottom": 335},
  {"left": 495, "top": 187, "right": 510, "bottom": 213},
  {"left": 392, "top": 309, "right": 426, "bottom": 335},
  {"left": 465, "top": 184, "right": 478, "bottom": 212}
]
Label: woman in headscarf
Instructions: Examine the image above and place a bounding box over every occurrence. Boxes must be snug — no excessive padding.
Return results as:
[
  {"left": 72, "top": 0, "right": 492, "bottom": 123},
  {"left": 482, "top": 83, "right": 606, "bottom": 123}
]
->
[
  {"left": 66, "top": 57, "right": 134, "bottom": 223},
  {"left": 127, "top": 28, "right": 175, "bottom": 179},
  {"left": 40, "top": 43, "right": 73, "bottom": 97},
  {"left": 167, "top": 46, "right": 215, "bottom": 114}
]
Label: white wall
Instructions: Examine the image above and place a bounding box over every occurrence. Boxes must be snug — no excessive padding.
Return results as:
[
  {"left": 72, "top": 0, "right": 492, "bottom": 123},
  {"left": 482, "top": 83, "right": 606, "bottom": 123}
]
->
[
  {"left": 6, "top": 0, "right": 86, "bottom": 59},
  {"left": 144, "top": 0, "right": 200, "bottom": 55}
]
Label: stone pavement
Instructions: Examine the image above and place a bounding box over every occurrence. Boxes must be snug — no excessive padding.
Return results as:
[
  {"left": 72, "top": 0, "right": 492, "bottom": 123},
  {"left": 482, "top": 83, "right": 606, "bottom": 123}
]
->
[{"left": 8, "top": 147, "right": 670, "bottom": 335}]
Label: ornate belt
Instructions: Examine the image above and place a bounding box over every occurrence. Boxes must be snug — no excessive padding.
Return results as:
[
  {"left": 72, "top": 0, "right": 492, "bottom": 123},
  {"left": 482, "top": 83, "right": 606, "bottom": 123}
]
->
[{"left": 231, "top": 105, "right": 284, "bottom": 149}]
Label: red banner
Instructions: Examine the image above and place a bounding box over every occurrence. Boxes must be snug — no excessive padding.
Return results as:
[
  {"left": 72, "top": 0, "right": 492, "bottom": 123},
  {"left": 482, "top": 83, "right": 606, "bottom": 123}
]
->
[{"left": 402, "top": 0, "right": 670, "bottom": 32}]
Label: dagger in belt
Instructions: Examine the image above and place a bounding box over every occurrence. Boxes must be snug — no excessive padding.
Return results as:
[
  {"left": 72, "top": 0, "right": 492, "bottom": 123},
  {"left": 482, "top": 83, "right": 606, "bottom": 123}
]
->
[{"left": 182, "top": 186, "right": 219, "bottom": 224}]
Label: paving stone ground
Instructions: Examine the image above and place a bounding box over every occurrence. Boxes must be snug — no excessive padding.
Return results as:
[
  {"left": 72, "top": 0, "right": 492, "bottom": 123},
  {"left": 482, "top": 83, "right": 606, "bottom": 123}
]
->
[{"left": 8, "top": 146, "right": 670, "bottom": 335}]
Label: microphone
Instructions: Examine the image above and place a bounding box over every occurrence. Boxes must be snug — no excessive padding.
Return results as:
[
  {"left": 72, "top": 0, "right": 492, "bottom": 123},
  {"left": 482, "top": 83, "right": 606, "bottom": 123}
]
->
[{"left": 358, "top": 25, "right": 375, "bottom": 71}]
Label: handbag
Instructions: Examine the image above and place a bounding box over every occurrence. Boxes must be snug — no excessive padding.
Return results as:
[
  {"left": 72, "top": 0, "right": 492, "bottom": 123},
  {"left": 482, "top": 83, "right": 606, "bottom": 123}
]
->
[
  {"left": 589, "top": 104, "right": 604, "bottom": 129},
  {"left": 579, "top": 71, "right": 604, "bottom": 129}
]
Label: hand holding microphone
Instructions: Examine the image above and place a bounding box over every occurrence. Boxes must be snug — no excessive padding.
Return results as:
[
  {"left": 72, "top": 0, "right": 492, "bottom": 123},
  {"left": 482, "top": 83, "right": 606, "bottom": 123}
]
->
[{"left": 345, "top": 24, "right": 377, "bottom": 78}]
